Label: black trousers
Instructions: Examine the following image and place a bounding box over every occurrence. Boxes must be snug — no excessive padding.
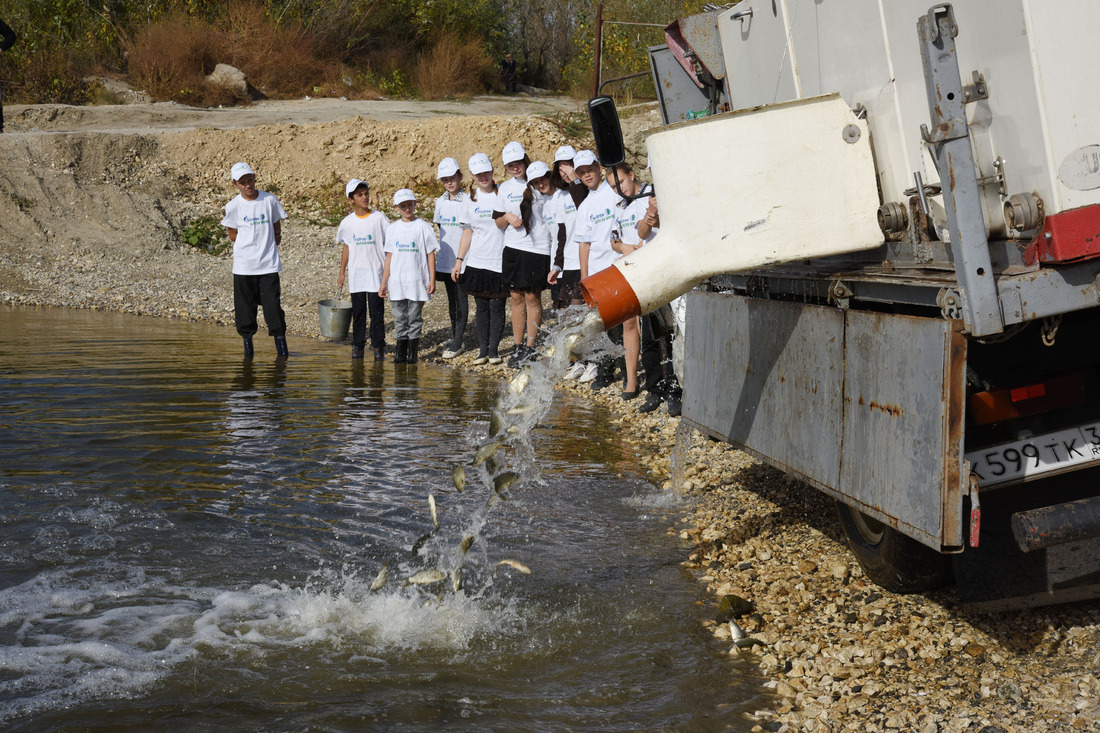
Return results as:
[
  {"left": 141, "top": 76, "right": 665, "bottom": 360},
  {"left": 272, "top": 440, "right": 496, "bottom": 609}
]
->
[
  {"left": 351, "top": 291, "right": 385, "bottom": 349},
  {"left": 474, "top": 296, "right": 506, "bottom": 358},
  {"left": 436, "top": 273, "right": 469, "bottom": 350},
  {"left": 641, "top": 315, "right": 682, "bottom": 398},
  {"left": 234, "top": 273, "right": 286, "bottom": 338}
]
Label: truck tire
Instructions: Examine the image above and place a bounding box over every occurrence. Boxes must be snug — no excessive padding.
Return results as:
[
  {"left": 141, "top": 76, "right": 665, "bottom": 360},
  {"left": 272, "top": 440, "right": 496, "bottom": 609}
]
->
[{"left": 834, "top": 501, "right": 952, "bottom": 593}]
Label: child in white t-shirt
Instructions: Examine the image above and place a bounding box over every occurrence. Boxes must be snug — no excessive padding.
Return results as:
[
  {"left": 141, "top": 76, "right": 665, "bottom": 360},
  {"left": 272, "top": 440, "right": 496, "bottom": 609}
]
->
[
  {"left": 336, "top": 178, "right": 389, "bottom": 361},
  {"left": 221, "top": 162, "right": 289, "bottom": 359},
  {"left": 380, "top": 189, "right": 440, "bottom": 365},
  {"left": 434, "top": 157, "right": 471, "bottom": 359}
]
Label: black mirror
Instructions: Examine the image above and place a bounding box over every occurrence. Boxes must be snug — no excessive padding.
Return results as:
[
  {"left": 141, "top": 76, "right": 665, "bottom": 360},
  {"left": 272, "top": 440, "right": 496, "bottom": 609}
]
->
[{"left": 588, "top": 96, "right": 626, "bottom": 167}]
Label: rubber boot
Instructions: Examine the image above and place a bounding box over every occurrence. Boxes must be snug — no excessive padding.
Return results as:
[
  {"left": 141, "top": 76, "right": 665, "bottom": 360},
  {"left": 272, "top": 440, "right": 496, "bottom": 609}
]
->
[
  {"left": 373, "top": 347, "right": 385, "bottom": 362},
  {"left": 243, "top": 336, "right": 254, "bottom": 359},
  {"left": 393, "top": 339, "right": 408, "bottom": 364},
  {"left": 407, "top": 338, "right": 419, "bottom": 364},
  {"left": 274, "top": 335, "right": 289, "bottom": 358},
  {"left": 351, "top": 344, "right": 364, "bottom": 359}
]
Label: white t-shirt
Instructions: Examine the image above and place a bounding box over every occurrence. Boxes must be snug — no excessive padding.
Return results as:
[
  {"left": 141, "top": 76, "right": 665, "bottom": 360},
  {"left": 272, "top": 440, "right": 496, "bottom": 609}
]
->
[
  {"left": 383, "top": 218, "right": 440, "bottom": 302},
  {"left": 221, "top": 191, "right": 288, "bottom": 275},
  {"left": 497, "top": 176, "right": 544, "bottom": 255},
  {"left": 549, "top": 188, "right": 580, "bottom": 271},
  {"left": 573, "top": 181, "right": 622, "bottom": 275},
  {"left": 615, "top": 185, "right": 657, "bottom": 247},
  {"left": 433, "top": 191, "right": 470, "bottom": 272},
  {"left": 459, "top": 190, "right": 505, "bottom": 273},
  {"left": 337, "top": 210, "right": 389, "bottom": 293}
]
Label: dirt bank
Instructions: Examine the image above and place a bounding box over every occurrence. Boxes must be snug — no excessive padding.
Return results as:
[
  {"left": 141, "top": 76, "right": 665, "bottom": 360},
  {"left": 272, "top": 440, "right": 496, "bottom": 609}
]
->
[{"left": 1, "top": 98, "right": 1098, "bottom": 733}]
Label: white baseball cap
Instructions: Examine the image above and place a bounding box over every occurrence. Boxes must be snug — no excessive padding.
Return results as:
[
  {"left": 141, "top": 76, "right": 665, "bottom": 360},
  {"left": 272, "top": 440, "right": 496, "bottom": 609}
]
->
[
  {"left": 554, "top": 145, "right": 577, "bottom": 162},
  {"left": 526, "top": 161, "right": 551, "bottom": 181},
  {"left": 573, "top": 150, "right": 598, "bottom": 168},
  {"left": 468, "top": 153, "right": 493, "bottom": 175},
  {"left": 436, "top": 157, "right": 461, "bottom": 179},
  {"left": 345, "top": 178, "right": 368, "bottom": 197},
  {"left": 393, "top": 188, "right": 417, "bottom": 206},
  {"left": 502, "top": 141, "right": 526, "bottom": 165},
  {"left": 230, "top": 162, "right": 254, "bottom": 181}
]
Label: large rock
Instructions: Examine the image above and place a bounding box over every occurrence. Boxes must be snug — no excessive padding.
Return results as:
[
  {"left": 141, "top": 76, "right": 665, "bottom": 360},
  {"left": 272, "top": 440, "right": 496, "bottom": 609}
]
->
[{"left": 205, "top": 64, "right": 248, "bottom": 97}]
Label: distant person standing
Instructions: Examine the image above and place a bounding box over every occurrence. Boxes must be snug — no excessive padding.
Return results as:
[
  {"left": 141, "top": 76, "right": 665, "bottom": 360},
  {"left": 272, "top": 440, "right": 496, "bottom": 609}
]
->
[
  {"left": 221, "top": 162, "right": 290, "bottom": 359},
  {"left": 0, "top": 17, "right": 16, "bottom": 133},
  {"left": 501, "top": 53, "right": 518, "bottom": 93}
]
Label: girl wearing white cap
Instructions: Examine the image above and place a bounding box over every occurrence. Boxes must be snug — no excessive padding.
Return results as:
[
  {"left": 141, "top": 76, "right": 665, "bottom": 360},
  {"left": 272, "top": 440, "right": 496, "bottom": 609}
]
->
[
  {"left": 380, "top": 189, "right": 440, "bottom": 364},
  {"left": 493, "top": 141, "right": 552, "bottom": 367},
  {"left": 547, "top": 145, "right": 585, "bottom": 311},
  {"left": 433, "top": 157, "right": 471, "bottom": 359},
  {"left": 451, "top": 153, "right": 508, "bottom": 364}
]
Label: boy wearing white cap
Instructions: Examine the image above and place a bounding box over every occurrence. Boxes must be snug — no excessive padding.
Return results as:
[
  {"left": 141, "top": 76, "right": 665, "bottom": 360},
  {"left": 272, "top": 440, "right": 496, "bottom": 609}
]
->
[
  {"left": 380, "top": 189, "right": 439, "bottom": 364},
  {"left": 336, "top": 178, "right": 389, "bottom": 360},
  {"left": 433, "top": 157, "right": 471, "bottom": 359},
  {"left": 572, "top": 149, "right": 624, "bottom": 387},
  {"left": 221, "top": 162, "right": 290, "bottom": 359}
]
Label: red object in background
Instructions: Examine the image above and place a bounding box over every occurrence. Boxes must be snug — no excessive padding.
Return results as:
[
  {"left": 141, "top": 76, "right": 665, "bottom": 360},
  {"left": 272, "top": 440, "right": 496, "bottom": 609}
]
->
[{"left": 1024, "top": 204, "right": 1100, "bottom": 266}]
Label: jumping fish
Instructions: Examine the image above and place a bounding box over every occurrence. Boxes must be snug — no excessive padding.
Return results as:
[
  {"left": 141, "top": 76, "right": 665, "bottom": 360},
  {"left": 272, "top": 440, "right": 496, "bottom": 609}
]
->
[
  {"left": 733, "top": 637, "right": 766, "bottom": 650},
  {"left": 493, "top": 471, "right": 520, "bottom": 494},
  {"left": 488, "top": 409, "right": 504, "bottom": 438},
  {"left": 411, "top": 531, "right": 433, "bottom": 554},
  {"left": 473, "top": 438, "right": 503, "bottom": 466},
  {"left": 563, "top": 332, "right": 583, "bottom": 356},
  {"left": 729, "top": 620, "right": 746, "bottom": 641},
  {"left": 460, "top": 534, "right": 475, "bottom": 553},
  {"left": 428, "top": 494, "right": 438, "bottom": 528},
  {"left": 451, "top": 464, "right": 466, "bottom": 492},
  {"left": 543, "top": 344, "right": 557, "bottom": 358},
  {"left": 497, "top": 559, "right": 532, "bottom": 575},
  {"left": 451, "top": 567, "right": 462, "bottom": 592},
  {"left": 406, "top": 568, "right": 447, "bottom": 585},
  {"left": 370, "top": 564, "right": 389, "bottom": 592},
  {"left": 508, "top": 371, "right": 530, "bottom": 395},
  {"left": 505, "top": 404, "right": 535, "bottom": 416}
]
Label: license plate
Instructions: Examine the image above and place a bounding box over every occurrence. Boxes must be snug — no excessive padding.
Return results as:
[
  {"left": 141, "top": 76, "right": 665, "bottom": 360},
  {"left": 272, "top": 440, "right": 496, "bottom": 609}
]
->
[{"left": 967, "top": 422, "right": 1100, "bottom": 487}]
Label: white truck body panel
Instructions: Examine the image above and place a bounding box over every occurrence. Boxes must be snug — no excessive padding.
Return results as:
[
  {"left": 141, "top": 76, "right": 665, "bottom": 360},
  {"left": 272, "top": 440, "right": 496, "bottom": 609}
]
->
[{"left": 716, "top": 0, "right": 1100, "bottom": 234}]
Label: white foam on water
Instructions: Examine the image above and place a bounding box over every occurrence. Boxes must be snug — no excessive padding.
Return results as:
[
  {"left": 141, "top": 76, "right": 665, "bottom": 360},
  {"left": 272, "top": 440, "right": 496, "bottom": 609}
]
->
[{"left": 0, "top": 562, "right": 529, "bottom": 725}]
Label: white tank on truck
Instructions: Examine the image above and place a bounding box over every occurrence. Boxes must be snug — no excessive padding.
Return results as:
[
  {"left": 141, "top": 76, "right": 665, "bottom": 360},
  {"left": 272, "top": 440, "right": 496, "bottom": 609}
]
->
[{"left": 582, "top": 1, "right": 1100, "bottom": 608}]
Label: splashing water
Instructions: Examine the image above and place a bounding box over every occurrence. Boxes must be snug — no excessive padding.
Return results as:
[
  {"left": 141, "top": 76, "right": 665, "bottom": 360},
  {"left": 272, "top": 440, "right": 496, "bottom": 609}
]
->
[
  {"left": 398, "top": 306, "right": 612, "bottom": 593},
  {"left": 668, "top": 420, "right": 698, "bottom": 498}
]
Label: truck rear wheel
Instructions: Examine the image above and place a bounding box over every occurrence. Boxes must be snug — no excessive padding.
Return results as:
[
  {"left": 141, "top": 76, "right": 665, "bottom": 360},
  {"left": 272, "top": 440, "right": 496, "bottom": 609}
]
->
[{"left": 835, "top": 501, "right": 952, "bottom": 593}]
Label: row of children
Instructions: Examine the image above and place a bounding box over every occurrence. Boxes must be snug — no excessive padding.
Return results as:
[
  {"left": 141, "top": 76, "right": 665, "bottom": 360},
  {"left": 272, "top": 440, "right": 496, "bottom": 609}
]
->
[{"left": 220, "top": 141, "right": 681, "bottom": 415}]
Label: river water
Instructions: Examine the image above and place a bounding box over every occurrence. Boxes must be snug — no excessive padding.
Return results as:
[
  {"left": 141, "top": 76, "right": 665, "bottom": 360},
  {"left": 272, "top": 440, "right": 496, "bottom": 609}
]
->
[{"left": 0, "top": 305, "right": 762, "bottom": 730}]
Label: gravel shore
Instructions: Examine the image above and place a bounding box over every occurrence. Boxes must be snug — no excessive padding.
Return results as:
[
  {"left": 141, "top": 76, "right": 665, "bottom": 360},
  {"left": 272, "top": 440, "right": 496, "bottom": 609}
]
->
[{"left": 2, "top": 102, "right": 1099, "bottom": 733}]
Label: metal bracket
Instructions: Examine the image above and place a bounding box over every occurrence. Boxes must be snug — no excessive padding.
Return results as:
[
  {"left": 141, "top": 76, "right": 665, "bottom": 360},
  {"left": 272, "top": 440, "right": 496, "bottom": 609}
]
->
[
  {"left": 918, "top": 3, "right": 1003, "bottom": 337},
  {"left": 828, "top": 280, "right": 853, "bottom": 308},
  {"left": 937, "top": 288, "right": 963, "bottom": 320},
  {"left": 962, "top": 70, "right": 988, "bottom": 103}
]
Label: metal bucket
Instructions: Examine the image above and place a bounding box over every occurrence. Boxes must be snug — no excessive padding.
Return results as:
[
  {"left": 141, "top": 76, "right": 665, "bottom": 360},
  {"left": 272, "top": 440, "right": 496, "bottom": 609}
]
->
[{"left": 317, "top": 298, "right": 353, "bottom": 339}]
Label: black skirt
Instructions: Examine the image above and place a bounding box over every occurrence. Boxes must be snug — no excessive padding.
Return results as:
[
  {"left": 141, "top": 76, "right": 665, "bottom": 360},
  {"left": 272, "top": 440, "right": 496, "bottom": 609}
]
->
[
  {"left": 553, "top": 269, "right": 584, "bottom": 308},
  {"left": 459, "top": 265, "right": 508, "bottom": 299},
  {"left": 502, "top": 246, "right": 550, "bottom": 293}
]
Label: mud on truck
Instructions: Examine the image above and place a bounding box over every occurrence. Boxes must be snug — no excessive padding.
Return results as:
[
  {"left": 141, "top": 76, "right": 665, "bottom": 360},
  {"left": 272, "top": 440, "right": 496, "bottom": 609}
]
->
[{"left": 579, "top": 1, "right": 1100, "bottom": 609}]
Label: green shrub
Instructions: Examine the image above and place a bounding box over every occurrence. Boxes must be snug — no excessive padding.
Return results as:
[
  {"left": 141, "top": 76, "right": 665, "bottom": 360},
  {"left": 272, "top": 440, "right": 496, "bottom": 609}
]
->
[{"left": 181, "top": 215, "right": 231, "bottom": 255}]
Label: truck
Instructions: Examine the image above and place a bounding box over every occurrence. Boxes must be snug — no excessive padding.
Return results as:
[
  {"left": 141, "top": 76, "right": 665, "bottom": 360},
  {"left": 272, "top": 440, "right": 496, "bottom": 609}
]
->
[{"left": 580, "top": 1, "right": 1100, "bottom": 608}]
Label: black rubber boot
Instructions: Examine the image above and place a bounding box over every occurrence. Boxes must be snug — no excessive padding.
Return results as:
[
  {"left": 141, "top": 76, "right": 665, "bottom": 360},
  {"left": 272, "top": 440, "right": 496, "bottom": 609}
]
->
[
  {"left": 274, "top": 336, "right": 289, "bottom": 358},
  {"left": 373, "top": 347, "right": 385, "bottom": 362},
  {"left": 351, "top": 344, "right": 364, "bottom": 359},
  {"left": 243, "top": 336, "right": 254, "bottom": 359},
  {"left": 407, "top": 338, "right": 420, "bottom": 364},
  {"left": 393, "top": 339, "right": 408, "bottom": 364}
]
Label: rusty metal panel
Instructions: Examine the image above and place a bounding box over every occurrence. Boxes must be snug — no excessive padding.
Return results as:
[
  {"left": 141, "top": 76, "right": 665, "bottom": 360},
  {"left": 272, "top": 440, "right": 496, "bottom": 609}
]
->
[
  {"left": 648, "top": 45, "right": 712, "bottom": 125},
  {"left": 840, "top": 310, "right": 966, "bottom": 549},
  {"left": 683, "top": 291, "right": 845, "bottom": 488},
  {"left": 683, "top": 290, "right": 968, "bottom": 551}
]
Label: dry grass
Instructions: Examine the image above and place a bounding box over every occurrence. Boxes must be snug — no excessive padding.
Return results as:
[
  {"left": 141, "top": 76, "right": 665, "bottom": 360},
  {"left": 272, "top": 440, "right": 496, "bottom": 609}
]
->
[
  {"left": 125, "top": 13, "right": 237, "bottom": 106},
  {"left": 412, "top": 34, "right": 495, "bottom": 100}
]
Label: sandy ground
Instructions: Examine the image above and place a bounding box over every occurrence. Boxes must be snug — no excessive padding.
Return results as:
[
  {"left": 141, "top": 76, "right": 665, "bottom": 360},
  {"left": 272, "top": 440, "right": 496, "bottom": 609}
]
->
[{"left": 2, "top": 96, "right": 1099, "bottom": 733}]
